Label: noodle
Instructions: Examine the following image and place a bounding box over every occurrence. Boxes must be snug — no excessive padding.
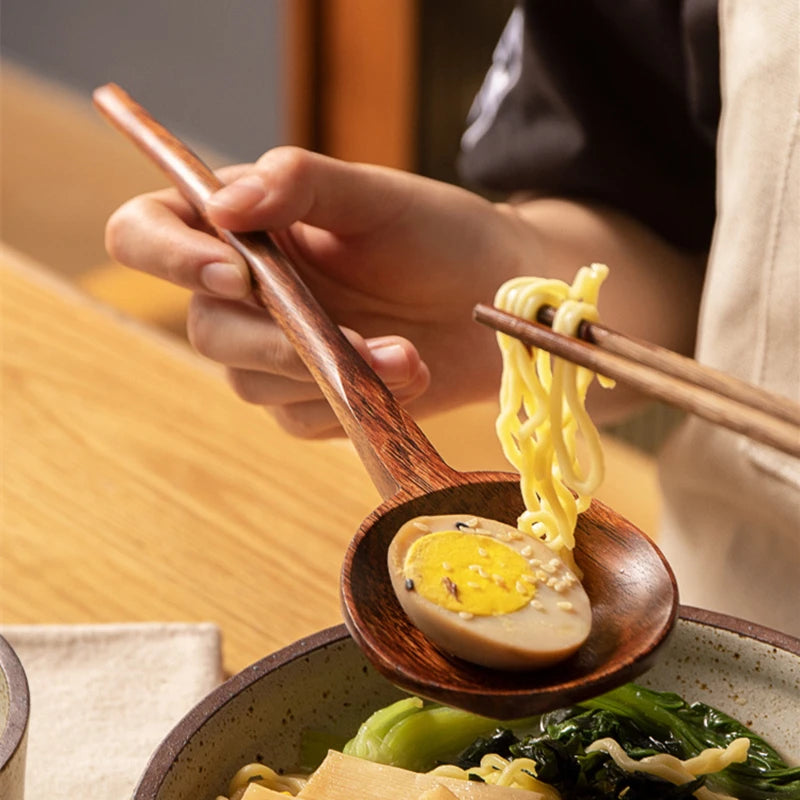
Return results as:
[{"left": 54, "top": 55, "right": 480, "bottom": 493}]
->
[
  {"left": 219, "top": 266, "right": 764, "bottom": 800},
  {"left": 222, "top": 735, "right": 749, "bottom": 800},
  {"left": 494, "top": 264, "right": 613, "bottom": 562},
  {"left": 586, "top": 736, "right": 750, "bottom": 800},
  {"left": 429, "top": 754, "right": 560, "bottom": 797},
  {"left": 218, "top": 763, "right": 308, "bottom": 799}
]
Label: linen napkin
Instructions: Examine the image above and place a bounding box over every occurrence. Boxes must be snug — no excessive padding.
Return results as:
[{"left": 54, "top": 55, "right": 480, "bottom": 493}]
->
[{"left": 1, "top": 622, "right": 224, "bottom": 800}]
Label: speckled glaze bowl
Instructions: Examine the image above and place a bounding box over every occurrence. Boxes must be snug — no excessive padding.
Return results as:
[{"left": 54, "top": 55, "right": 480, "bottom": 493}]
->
[
  {"left": 0, "top": 635, "right": 29, "bottom": 800},
  {"left": 135, "top": 607, "right": 800, "bottom": 800}
]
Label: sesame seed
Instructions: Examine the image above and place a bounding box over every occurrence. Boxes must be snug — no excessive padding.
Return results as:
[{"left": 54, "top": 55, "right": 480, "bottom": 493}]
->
[
  {"left": 458, "top": 611, "right": 474, "bottom": 620},
  {"left": 531, "top": 599, "right": 545, "bottom": 611},
  {"left": 441, "top": 561, "right": 452, "bottom": 571},
  {"left": 515, "top": 581, "right": 527, "bottom": 594},
  {"left": 413, "top": 521, "right": 431, "bottom": 532},
  {"left": 477, "top": 547, "right": 488, "bottom": 558},
  {"left": 520, "top": 545, "right": 533, "bottom": 557},
  {"left": 557, "top": 601, "right": 574, "bottom": 612}
]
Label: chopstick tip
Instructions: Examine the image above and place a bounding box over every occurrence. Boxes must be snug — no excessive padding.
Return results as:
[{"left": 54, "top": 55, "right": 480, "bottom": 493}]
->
[{"left": 92, "top": 82, "right": 126, "bottom": 110}]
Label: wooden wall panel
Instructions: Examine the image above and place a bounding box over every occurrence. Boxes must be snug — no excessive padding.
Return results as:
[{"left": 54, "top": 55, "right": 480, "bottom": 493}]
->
[{"left": 286, "top": 0, "right": 418, "bottom": 170}]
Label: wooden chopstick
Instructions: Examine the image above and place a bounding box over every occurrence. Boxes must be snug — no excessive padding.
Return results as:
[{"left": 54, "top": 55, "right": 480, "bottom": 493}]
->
[
  {"left": 534, "top": 304, "right": 800, "bottom": 426},
  {"left": 474, "top": 303, "right": 800, "bottom": 458}
]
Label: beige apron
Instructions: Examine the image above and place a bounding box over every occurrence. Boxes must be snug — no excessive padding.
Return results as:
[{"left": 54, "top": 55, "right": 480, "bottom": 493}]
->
[{"left": 658, "top": 0, "right": 800, "bottom": 635}]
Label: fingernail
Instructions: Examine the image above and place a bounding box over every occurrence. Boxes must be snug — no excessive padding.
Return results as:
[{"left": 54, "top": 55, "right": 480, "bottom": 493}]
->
[
  {"left": 369, "top": 339, "right": 411, "bottom": 384},
  {"left": 201, "top": 262, "right": 249, "bottom": 297},
  {"left": 208, "top": 175, "right": 266, "bottom": 213}
]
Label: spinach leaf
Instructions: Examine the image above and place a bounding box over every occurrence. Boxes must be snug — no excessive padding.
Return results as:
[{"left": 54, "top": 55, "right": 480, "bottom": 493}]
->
[
  {"left": 580, "top": 684, "right": 800, "bottom": 799},
  {"left": 454, "top": 727, "right": 518, "bottom": 767}
]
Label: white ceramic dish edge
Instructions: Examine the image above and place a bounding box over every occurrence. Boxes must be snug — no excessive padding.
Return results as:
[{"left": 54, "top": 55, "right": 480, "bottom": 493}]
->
[{"left": 135, "top": 606, "right": 800, "bottom": 800}]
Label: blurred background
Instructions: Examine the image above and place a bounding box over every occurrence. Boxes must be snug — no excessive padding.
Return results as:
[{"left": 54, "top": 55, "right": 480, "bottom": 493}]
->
[
  {"left": 1, "top": 0, "right": 668, "bottom": 531},
  {"left": 1, "top": 0, "right": 513, "bottom": 331}
]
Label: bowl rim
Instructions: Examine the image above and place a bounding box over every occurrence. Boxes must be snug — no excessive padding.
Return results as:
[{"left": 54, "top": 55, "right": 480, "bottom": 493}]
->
[
  {"left": 134, "top": 606, "right": 800, "bottom": 800},
  {"left": 0, "top": 634, "right": 30, "bottom": 772}
]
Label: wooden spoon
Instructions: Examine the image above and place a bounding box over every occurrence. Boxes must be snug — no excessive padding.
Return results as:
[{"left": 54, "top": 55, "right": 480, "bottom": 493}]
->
[{"left": 93, "top": 83, "right": 678, "bottom": 718}]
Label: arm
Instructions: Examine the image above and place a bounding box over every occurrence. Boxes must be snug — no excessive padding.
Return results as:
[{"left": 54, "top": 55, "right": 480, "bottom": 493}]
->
[{"left": 105, "top": 147, "right": 705, "bottom": 436}]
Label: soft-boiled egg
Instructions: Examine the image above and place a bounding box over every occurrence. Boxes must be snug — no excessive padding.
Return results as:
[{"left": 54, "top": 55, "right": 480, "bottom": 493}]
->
[{"left": 387, "top": 514, "right": 591, "bottom": 669}]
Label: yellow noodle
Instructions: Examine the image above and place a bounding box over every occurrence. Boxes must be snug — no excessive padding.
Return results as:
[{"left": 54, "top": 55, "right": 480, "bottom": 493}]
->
[
  {"left": 586, "top": 736, "right": 749, "bottom": 800},
  {"left": 221, "top": 264, "right": 760, "bottom": 800},
  {"left": 494, "top": 264, "right": 612, "bottom": 561},
  {"left": 428, "top": 753, "right": 560, "bottom": 798},
  {"left": 225, "top": 762, "right": 308, "bottom": 797},
  {"left": 221, "top": 734, "right": 748, "bottom": 800}
]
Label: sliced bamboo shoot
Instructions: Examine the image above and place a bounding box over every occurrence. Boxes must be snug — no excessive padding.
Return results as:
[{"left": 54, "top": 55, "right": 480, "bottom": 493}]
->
[
  {"left": 240, "top": 783, "right": 294, "bottom": 799},
  {"left": 297, "top": 750, "right": 550, "bottom": 799},
  {"left": 419, "top": 787, "right": 460, "bottom": 800}
]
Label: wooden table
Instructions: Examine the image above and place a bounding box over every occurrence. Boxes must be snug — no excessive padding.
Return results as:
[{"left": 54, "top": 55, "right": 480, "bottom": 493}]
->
[
  {"left": 0, "top": 243, "right": 662, "bottom": 677},
  {"left": 1, "top": 244, "right": 385, "bottom": 675}
]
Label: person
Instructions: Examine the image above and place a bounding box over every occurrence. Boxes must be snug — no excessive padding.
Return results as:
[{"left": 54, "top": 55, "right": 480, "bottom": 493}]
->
[{"left": 104, "top": 1, "right": 799, "bottom": 635}]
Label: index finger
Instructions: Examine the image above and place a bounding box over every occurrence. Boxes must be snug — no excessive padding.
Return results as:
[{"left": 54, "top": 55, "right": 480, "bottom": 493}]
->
[{"left": 105, "top": 168, "right": 253, "bottom": 298}]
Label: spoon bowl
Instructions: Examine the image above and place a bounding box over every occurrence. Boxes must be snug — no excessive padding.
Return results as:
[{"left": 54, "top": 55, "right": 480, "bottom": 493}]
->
[
  {"left": 93, "top": 83, "right": 679, "bottom": 718},
  {"left": 343, "top": 476, "right": 677, "bottom": 718}
]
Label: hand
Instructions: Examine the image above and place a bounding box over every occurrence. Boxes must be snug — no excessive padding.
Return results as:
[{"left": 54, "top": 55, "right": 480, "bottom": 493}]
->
[{"left": 105, "top": 147, "right": 527, "bottom": 436}]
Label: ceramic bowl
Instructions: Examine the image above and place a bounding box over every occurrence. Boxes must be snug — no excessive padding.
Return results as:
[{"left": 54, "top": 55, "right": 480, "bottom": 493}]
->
[
  {"left": 135, "top": 606, "right": 800, "bottom": 800},
  {"left": 0, "top": 635, "right": 29, "bottom": 800}
]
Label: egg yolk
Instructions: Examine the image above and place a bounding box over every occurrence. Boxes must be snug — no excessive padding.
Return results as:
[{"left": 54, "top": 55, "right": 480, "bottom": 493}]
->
[{"left": 403, "top": 530, "right": 537, "bottom": 616}]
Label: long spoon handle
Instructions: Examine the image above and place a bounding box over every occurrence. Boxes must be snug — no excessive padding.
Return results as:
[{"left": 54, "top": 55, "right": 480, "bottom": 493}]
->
[{"left": 93, "top": 83, "right": 455, "bottom": 500}]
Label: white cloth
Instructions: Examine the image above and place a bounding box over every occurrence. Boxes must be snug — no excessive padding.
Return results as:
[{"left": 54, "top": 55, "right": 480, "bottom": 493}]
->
[
  {"left": 658, "top": 0, "right": 800, "bottom": 635},
  {"left": 1, "top": 622, "right": 224, "bottom": 800}
]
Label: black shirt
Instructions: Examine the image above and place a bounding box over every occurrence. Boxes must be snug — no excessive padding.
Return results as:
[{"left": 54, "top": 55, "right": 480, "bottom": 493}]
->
[{"left": 458, "top": 0, "right": 720, "bottom": 251}]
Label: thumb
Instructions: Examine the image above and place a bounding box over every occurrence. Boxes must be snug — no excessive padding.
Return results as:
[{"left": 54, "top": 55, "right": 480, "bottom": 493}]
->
[{"left": 343, "top": 329, "right": 431, "bottom": 398}]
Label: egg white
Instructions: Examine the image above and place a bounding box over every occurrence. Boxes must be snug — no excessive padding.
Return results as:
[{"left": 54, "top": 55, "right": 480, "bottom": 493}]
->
[{"left": 388, "top": 514, "right": 592, "bottom": 669}]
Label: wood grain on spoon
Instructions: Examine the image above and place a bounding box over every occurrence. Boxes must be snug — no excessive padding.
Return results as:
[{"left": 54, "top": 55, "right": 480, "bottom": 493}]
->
[
  {"left": 92, "top": 82, "right": 448, "bottom": 501},
  {"left": 92, "top": 83, "right": 678, "bottom": 717}
]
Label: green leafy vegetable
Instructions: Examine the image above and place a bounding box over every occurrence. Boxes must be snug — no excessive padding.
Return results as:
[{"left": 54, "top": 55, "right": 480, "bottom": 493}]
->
[
  {"left": 578, "top": 683, "right": 800, "bottom": 799},
  {"left": 337, "top": 684, "right": 800, "bottom": 799},
  {"left": 509, "top": 711, "right": 703, "bottom": 798},
  {"left": 343, "top": 696, "right": 424, "bottom": 764},
  {"left": 454, "top": 727, "right": 518, "bottom": 767},
  {"left": 342, "top": 696, "right": 537, "bottom": 773}
]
